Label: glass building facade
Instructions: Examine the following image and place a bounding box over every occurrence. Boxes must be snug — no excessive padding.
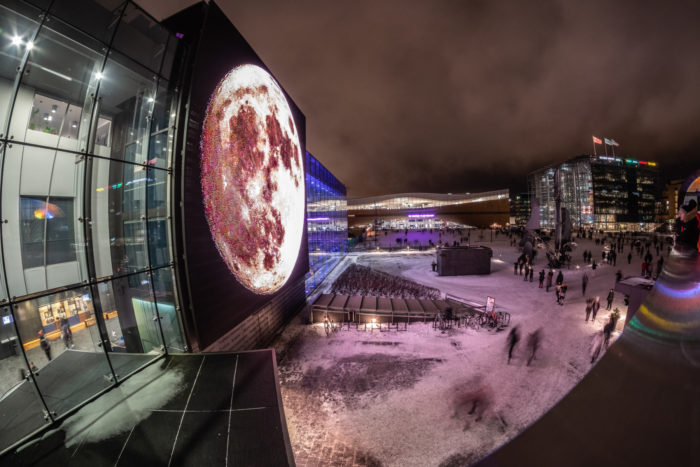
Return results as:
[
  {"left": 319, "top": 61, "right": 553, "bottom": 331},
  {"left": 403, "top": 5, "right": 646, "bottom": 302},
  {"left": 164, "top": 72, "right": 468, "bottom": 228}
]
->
[
  {"left": 0, "top": 0, "right": 184, "bottom": 451},
  {"left": 305, "top": 152, "right": 347, "bottom": 293},
  {"left": 347, "top": 190, "right": 511, "bottom": 230},
  {"left": 528, "top": 155, "right": 660, "bottom": 229}
]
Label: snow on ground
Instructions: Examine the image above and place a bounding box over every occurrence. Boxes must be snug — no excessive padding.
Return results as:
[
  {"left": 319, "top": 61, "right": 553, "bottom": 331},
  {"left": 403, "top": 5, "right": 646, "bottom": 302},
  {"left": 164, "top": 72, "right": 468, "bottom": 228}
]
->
[{"left": 276, "top": 234, "right": 662, "bottom": 466}]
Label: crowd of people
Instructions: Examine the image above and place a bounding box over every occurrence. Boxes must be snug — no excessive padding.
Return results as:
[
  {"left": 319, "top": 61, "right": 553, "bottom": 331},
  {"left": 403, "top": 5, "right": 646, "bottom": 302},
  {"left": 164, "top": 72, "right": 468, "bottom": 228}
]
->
[{"left": 331, "top": 264, "right": 442, "bottom": 300}]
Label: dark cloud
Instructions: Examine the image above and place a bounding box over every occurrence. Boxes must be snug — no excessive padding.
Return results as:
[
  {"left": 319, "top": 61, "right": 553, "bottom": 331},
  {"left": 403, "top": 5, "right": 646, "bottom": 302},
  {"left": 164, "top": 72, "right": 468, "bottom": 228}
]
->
[{"left": 143, "top": 0, "right": 700, "bottom": 196}]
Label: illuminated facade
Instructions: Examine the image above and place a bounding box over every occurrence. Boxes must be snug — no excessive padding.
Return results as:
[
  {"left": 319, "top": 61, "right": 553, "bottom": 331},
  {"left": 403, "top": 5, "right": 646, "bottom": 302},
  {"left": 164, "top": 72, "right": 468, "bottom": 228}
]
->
[
  {"left": 0, "top": 0, "right": 347, "bottom": 453},
  {"left": 305, "top": 152, "right": 347, "bottom": 293},
  {"left": 347, "top": 190, "right": 510, "bottom": 230},
  {"left": 510, "top": 193, "right": 531, "bottom": 226},
  {"left": 528, "top": 155, "right": 660, "bottom": 229}
]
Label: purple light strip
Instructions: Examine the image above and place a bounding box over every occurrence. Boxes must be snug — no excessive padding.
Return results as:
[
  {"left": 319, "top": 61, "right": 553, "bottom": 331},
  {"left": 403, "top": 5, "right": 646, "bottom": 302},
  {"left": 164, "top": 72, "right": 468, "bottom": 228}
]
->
[
  {"left": 308, "top": 217, "right": 330, "bottom": 221},
  {"left": 408, "top": 213, "right": 435, "bottom": 219}
]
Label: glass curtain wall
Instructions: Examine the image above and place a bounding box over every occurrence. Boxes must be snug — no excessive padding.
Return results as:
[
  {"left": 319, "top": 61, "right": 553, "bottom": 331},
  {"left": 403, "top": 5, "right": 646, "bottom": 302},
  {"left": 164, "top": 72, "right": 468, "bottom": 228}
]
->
[
  {"left": 305, "top": 152, "right": 347, "bottom": 293},
  {"left": 0, "top": 0, "right": 184, "bottom": 452}
]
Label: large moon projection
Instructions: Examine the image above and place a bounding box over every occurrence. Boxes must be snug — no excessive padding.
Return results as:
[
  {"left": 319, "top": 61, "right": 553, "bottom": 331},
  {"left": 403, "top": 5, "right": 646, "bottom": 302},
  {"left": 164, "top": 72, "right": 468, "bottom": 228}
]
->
[{"left": 201, "top": 64, "right": 304, "bottom": 294}]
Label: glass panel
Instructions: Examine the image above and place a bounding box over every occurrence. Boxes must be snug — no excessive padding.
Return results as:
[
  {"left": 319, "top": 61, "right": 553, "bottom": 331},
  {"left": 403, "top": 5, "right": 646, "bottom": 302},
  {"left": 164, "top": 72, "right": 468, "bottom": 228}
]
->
[
  {"left": 0, "top": 305, "right": 51, "bottom": 451},
  {"left": 0, "top": 1, "right": 43, "bottom": 137},
  {"left": 148, "top": 79, "right": 177, "bottom": 169},
  {"left": 147, "top": 167, "right": 169, "bottom": 268},
  {"left": 97, "top": 273, "right": 164, "bottom": 380},
  {"left": 159, "top": 33, "right": 182, "bottom": 80},
  {"left": 27, "top": 93, "right": 67, "bottom": 136},
  {"left": 13, "top": 287, "right": 112, "bottom": 418},
  {"left": 45, "top": 197, "right": 76, "bottom": 265},
  {"left": 11, "top": 18, "right": 104, "bottom": 151},
  {"left": 90, "top": 158, "right": 148, "bottom": 278},
  {"left": 48, "top": 0, "right": 124, "bottom": 46},
  {"left": 111, "top": 3, "right": 169, "bottom": 74},
  {"left": 152, "top": 267, "right": 184, "bottom": 352},
  {"left": 94, "top": 51, "right": 157, "bottom": 162},
  {"left": 20, "top": 196, "right": 46, "bottom": 269}
]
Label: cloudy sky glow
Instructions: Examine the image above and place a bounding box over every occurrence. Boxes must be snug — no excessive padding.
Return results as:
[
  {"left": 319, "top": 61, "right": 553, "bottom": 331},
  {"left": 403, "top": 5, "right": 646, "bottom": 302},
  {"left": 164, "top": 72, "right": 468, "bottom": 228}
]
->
[{"left": 143, "top": 0, "right": 700, "bottom": 196}]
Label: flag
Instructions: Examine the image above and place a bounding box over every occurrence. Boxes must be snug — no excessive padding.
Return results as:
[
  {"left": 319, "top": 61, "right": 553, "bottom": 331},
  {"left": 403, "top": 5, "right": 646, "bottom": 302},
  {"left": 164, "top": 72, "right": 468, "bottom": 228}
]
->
[
  {"left": 604, "top": 138, "right": 613, "bottom": 146},
  {"left": 610, "top": 139, "right": 620, "bottom": 147},
  {"left": 592, "top": 136, "right": 602, "bottom": 145}
]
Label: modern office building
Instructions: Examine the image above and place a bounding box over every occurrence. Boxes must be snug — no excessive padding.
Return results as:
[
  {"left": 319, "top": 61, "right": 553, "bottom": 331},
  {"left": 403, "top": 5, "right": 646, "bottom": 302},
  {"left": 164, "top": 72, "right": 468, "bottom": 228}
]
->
[
  {"left": 528, "top": 155, "right": 660, "bottom": 230},
  {"left": 0, "top": 0, "right": 346, "bottom": 454},
  {"left": 347, "top": 190, "right": 510, "bottom": 231},
  {"left": 305, "top": 152, "right": 347, "bottom": 294},
  {"left": 659, "top": 179, "right": 683, "bottom": 223},
  {"left": 510, "top": 193, "right": 531, "bottom": 226}
]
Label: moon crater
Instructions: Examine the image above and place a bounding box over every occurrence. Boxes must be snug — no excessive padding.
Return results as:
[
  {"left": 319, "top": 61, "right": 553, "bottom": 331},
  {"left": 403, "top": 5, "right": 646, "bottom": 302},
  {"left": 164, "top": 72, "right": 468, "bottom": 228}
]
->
[{"left": 201, "top": 65, "right": 304, "bottom": 294}]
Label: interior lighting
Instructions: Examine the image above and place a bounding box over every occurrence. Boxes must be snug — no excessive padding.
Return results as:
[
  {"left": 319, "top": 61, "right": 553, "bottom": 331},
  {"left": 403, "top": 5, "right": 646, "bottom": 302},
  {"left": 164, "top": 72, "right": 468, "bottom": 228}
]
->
[
  {"left": 11, "top": 35, "right": 22, "bottom": 46},
  {"left": 95, "top": 72, "right": 103, "bottom": 80},
  {"left": 147, "top": 97, "right": 154, "bottom": 103}
]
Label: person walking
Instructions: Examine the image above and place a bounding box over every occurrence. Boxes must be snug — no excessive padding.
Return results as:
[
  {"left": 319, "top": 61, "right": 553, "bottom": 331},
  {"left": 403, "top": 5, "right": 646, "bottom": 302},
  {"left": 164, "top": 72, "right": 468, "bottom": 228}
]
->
[
  {"left": 603, "top": 319, "right": 614, "bottom": 349},
  {"left": 514, "top": 260, "right": 518, "bottom": 275},
  {"left": 38, "top": 330, "right": 51, "bottom": 361},
  {"left": 556, "top": 270, "right": 564, "bottom": 286},
  {"left": 546, "top": 270, "right": 553, "bottom": 292},
  {"left": 606, "top": 289, "right": 615, "bottom": 310},
  {"left": 627, "top": 252, "right": 632, "bottom": 264},
  {"left": 641, "top": 261, "right": 647, "bottom": 277},
  {"left": 592, "top": 296, "right": 601, "bottom": 322},
  {"left": 538, "top": 269, "right": 545, "bottom": 288},
  {"left": 60, "top": 318, "right": 73, "bottom": 349},
  {"left": 585, "top": 298, "right": 593, "bottom": 322},
  {"left": 560, "top": 283, "right": 568, "bottom": 306},
  {"left": 529, "top": 264, "right": 534, "bottom": 282},
  {"left": 592, "top": 260, "right": 597, "bottom": 276},
  {"left": 526, "top": 328, "right": 542, "bottom": 366},
  {"left": 507, "top": 326, "right": 520, "bottom": 364},
  {"left": 582, "top": 272, "right": 589, "bottom": 296},
  {"left": 615, "top": 270, "right": 622, "bottom": 284},
  {"left": 555, "top": 284, "right": 562, "bottom": 304}
]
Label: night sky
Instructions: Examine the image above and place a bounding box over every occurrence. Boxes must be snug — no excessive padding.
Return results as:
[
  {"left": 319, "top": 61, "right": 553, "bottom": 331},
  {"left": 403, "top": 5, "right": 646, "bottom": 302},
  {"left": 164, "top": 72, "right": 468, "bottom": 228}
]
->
[{"left": 143, "top": 0, "right": 700, "bottom": 197}]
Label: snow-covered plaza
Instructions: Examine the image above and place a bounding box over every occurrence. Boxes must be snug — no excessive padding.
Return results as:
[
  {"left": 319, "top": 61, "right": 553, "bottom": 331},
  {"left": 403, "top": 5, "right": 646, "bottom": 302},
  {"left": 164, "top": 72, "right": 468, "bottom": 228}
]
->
[{"left": 273, "top": 233, "right": 662, "bottom": 466}]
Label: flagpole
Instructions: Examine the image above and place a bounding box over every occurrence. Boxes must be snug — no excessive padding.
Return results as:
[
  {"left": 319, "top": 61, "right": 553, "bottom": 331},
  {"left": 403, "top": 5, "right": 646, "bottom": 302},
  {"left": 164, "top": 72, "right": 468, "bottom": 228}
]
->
[
  {"left": 611, "top": 142, "right": 615, "bottom": 157},
  {"left": 593, "top": 139, "right": 596, "bottom": 155},
  {"left": 604, "top": 140, "right": 608, "bottom": 156}
]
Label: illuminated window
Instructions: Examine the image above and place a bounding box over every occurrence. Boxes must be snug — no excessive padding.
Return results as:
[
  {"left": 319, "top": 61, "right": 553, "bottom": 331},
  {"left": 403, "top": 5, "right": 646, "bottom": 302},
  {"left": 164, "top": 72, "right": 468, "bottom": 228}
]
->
[{"left": 20, "top": 196, "right": 76, "bottom": 268}]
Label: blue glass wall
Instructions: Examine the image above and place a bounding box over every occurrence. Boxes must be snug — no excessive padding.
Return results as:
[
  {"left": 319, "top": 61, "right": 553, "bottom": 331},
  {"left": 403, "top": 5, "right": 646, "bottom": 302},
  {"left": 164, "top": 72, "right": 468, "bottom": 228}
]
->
[{"left": 305, "top": 152, "right": 347, "bottom": 293}]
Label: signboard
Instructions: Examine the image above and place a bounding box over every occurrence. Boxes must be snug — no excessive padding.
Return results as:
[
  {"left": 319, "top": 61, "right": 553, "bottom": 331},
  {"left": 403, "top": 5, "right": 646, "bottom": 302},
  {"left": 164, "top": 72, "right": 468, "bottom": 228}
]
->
[{"left": 486, "top": 296, "right": 495, "bottom": 313}]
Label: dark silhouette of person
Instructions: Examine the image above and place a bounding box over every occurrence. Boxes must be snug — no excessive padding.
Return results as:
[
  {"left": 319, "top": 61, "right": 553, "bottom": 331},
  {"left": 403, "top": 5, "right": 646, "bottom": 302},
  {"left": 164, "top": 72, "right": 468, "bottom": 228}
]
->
[{"left": 507, "top": 326, "right": 520, "bottom": 363}]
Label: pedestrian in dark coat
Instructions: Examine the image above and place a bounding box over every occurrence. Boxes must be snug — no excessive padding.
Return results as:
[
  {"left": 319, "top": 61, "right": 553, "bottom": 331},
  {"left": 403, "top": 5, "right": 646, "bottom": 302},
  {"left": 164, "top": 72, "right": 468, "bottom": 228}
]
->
[
  {"left": 603, "top": 320, "right": 614, "bottom": 348},
  {"left": 526, "top": 329, "right": 542, "bottom": 366},
  {"left": 39, "top": 331, "right": 51, "bottom": 361},
  {"left": 507, "top": 326, "right": 520, "bottom": 364},
  {"left": 582, "top": 272, "right": 589, "bottom": 296},
  {"left": 615, "top": 270, "right": 622, "bottom": 283},
  {"left": 627, "top": 252, "right": 632, "bottom": 264},
  {"left": 546, "top": 271, "right": 553, "bottom": 292},
  {"left": 529, "top": 264, "right": 534, "bottom": 282},
  {"left": 585, "top": 298, "right": 593, "bottom": 322},
  {"left": 538, "top": 270, "right": 545, "bottom": 288},
  {"left": 592, "top": 296, "right": 601, "bottom": 321},
  {"left": 606, "top": 289, "right": 614, "bottom": 310},
  {"left": 559, "top": 283, "right": 568, "bottom": 305},
  {"left": 556, "top": 271, "right": 563, "bottom": 286}
]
